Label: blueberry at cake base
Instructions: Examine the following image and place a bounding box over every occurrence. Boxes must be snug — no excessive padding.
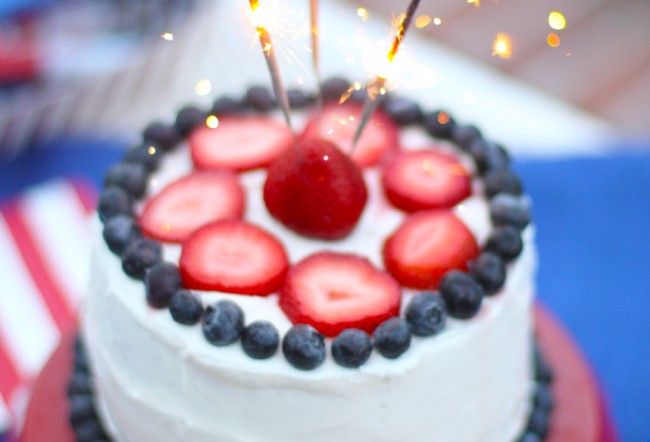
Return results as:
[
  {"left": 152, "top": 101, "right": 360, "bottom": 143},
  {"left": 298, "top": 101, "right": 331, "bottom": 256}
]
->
[
  {"left": 22, "top": 80, "right": 616, "bottom": 441},
  {"left": 19, "top": 307, "right": 616, "bottom": 442}
]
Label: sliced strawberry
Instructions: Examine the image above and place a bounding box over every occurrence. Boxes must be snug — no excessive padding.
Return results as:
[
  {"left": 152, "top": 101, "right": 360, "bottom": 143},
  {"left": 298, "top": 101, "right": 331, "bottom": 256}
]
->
[
  {"left": 264, "top": 138, "right": 368, "bottom": 240},
  {"left": 383, "top": 210, "right": 479, "bottom": 289},
  {"left": 280, "top": 252, "right": 401, "bottom": 337},
  {"left": 301, "top": 102, "right": 399, "bottom": 167},
  {"left": 382, "top": 149, "right": 472, "bottom": 212},
  {"left": 139, "top": 171, "right": 244, "bottom": 243},
  {"left": 190, "top": 116, "right": 293, "bottom": 171},
  {"left": 180, "top": 220, "right": 288, "bottom": 295}
]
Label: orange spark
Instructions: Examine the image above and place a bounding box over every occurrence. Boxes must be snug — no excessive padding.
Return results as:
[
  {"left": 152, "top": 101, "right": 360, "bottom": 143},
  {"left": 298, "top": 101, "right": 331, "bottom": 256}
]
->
[{"left": 547, "top": 32, "right": 560, "bottom": 48}]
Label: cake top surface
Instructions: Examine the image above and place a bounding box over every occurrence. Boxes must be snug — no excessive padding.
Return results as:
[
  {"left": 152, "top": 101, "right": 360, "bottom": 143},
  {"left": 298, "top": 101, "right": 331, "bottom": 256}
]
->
[{"left": 98, "top": 78, "right": 532, "bottom": 371}]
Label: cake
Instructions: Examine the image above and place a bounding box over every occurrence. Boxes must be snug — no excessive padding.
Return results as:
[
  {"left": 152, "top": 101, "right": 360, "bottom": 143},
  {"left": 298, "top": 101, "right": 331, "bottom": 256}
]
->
[{"left": 71, "top": 78, "right": 553, "bottom": 441}]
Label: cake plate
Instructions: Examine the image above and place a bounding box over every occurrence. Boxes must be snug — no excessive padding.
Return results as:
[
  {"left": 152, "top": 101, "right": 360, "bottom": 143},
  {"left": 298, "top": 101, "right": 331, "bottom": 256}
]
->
[{"left": 18, "top": 304, "right": 618, "bottom": 442}]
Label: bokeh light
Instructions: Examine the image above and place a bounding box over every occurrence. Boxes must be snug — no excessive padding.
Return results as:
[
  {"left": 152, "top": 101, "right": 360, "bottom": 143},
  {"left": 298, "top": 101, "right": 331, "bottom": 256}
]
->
[
  {"left": 548, "top": 11, "right": 567, "bottom": 31},
  {"left": 547, "top": 32, "right": 561, "bottom": 48},
  {"left": 194, "top": 79, "right": 212, "bottom": 96}
]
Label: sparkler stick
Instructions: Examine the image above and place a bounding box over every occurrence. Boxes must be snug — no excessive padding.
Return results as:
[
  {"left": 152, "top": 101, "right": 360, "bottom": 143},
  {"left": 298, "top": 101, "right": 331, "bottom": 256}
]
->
[
  {"left": 352, "top": 0, "right": 421, "bottom": 148},
  {"left": 309, "top": 0, "right": 321, "bottom": 101},
  {"left": 249, "top": 0, "right": 293, "bottom": 131}
]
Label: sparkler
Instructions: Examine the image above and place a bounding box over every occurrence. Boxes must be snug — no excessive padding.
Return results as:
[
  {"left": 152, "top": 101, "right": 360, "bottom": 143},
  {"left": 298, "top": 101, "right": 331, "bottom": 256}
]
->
[
  {"left": 309, "top": 0, "right": 321, "bottom": 101},
  {"left": 249, "top": 0, "right": 293, "bottom": 131},
  {"left": 352, "top": 0, "right": 421, "bottom": 148}
]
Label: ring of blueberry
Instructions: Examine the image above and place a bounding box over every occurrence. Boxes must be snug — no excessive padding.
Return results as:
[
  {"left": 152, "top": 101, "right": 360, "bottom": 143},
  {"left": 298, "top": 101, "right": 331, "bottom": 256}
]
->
[{"left": 99, "top": 77, "right": 531, "bottom": 371}]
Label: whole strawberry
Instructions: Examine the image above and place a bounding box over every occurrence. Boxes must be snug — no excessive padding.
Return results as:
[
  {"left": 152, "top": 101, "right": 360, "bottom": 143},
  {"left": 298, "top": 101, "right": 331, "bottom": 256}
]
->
[{"left": 263, "top": 138, "right": 368, "bottom": 240}]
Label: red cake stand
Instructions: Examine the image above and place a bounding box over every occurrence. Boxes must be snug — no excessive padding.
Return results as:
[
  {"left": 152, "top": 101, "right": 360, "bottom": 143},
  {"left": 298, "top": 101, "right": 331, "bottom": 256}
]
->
[{"left": 18, "top": 305, "right": 617, "bottom": 442}]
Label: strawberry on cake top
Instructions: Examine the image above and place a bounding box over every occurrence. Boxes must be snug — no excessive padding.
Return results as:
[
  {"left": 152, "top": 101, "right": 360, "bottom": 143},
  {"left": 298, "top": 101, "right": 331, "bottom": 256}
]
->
[{"left": 83, "top": 78, "right": 538, "bottom": 441}]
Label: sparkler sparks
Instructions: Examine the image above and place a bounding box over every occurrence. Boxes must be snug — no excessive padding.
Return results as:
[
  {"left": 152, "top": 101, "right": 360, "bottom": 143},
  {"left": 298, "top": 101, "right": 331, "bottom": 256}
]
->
[
  {"left": 357, "top": 7, "right": 369, "bottom": 22},
  {"left": 352, "top": 0, "right": 422, "bottom": 148},
  {"left": 492, "top": 33, "right": 512, "bottom": 59},
  {"left": 248, "top": 0, "right": 293, "bottom": 131},
  {"left": 415, "top": 15, "right": 431, "bottom": 29}
]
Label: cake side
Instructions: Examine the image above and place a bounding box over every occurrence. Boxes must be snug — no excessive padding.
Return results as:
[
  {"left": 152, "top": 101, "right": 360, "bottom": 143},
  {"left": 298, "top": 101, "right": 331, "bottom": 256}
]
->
[{"left": 83, "top": 217, "right": 535, "bottom": 441}]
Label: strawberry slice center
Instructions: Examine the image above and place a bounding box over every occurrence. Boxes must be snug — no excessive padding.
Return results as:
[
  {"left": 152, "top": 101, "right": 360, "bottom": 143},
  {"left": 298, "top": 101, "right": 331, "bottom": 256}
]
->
[
  {"left": 190, "top": 117, "right": 293, "bottom": 171},
  {"left": 280, "top": 252, "right": 401, "bottom": 336}
]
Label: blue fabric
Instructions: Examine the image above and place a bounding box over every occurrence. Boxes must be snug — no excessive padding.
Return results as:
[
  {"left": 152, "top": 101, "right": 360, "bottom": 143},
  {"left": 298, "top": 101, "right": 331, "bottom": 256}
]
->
[
  {"left": 1, "top": 140, "right": 648, "bottom": 441},
  {"left": 515, "top": 154, "right": 650, "bottom": 441},
  {"left": 0, "top": 0, "right": 56, "bottom": 17}
]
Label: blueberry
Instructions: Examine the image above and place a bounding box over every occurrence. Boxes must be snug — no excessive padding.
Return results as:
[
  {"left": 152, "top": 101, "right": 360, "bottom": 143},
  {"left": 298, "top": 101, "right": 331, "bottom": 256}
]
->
[
  {"left": 97, "top": 186, "right": 132, "bottom": 222},
  {"left": 374, "top": 317, "right": 411, "bottom": 359},
  {"left": 145, "top": 262, "right": 181, "bottom": 308},
  {"left": 202, "top": 300, "right": 244, "bottom": 346},
  {"left": 331, "top": 328, "right": 372, "bottom": 368},
  {"left": 69, "top": 395, "right": 96, "bottom": 425},
  {"left": 484, "top": 169, "right": 522, "bottom": 199},
  {"left": 241, "top": 320, "right": 280, "bottom": 359},
  {"left": 175, "top": 105, "right": 205, "bottom": 135},
  {"left": 321, "top": 77, "right": 350, "bottom": 101},
  {"left": 67, "top": 372, "right": 93, "bottom": 397},
  {"left": 121, "top": 237, "right": 161, "bottom": 279},
  {"left": 439, "top": 271, "right": 484, "bottom": 319},
  {"left": 405, "top": 292, "right": 447, "bottom": 336},
  {"left": 490, "top": 193, "right": 531, "bottom": 230},
  {"left": 74, "top": 348, "right": 89, "bottom": 373},
  {"left": 382, "top": 97, "right": 423, "bottom": 125},
  {"left": 102, "top": 215, "right": 139, "bottom": 255},
  {"left": 212, "top": 96, "right": 244, "bottom": 115},
  {"left": 469, "top": 139, "right": 510, "bottom": 174},
  {"left": 469, "top": 252, "right": 506, "bottom": 295},
  {"left": 452, "top": 124, "right": 482, "bottom": 151},
  {"left": 516, "top": 432, "right": 541, "bottom": 442},
  {"left": 485, "top": 225, "right": 524, "bottom": 262},
  {"left": 526, "top": 407, "right": 550, "bottom": 438},
  {"left": 282, "top": 324, "right": 326, "bottom": 370},
  {"left": 104, "top": 161, "right": 148, "bottom": 198},
  {"left": 534, "top": 346, "right": 554, "bottom": 384},
  {"left": 245, "top": 85, "right": 276, "bottom": 111},
  {"left": 73, "top": 418, "right": 108, "bottom": 441},
  {"left": 123, "top": 143, "right": 162, "bottom": 171},
  {"left": 287, "top": 88, "right": 314, "bottom": 108},
  {"left": 423, "top": 110, "right": 456, "bottom": 139},
  {"left": 533, "top": 383, "right": 554, "bottom": 412},
  {"left": 73, "top": 334, "right": 85, "bottom": 357},
  {"left": 142, "top": 121, "right": 179, "bottom": 151},
  {"left": 169, "top": 290, "right": 204, "bottom": 325}
]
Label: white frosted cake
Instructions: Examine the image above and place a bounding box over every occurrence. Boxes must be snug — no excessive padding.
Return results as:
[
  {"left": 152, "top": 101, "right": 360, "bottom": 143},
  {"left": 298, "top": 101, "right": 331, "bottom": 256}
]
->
[{"left": 78, "top": 80, "right": 543, "bottom": 442}]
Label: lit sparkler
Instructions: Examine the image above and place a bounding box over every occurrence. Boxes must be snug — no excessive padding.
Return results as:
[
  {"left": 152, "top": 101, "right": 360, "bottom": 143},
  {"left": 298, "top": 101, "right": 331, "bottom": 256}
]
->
[
  {"left": 249, "top": 0, "right": 293, "bottom": 131},
  {"left": 309, "top": 0, "right": 321, "bottom": 101},
  {"left": 352, "top": 0, "right": 421, "bottom": 148}
]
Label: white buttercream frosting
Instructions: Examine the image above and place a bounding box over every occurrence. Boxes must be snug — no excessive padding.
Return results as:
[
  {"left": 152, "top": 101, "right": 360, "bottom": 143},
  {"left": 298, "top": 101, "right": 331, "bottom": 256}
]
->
[{"left": 82, "top": 114, "right": 536, "bottom": 441}]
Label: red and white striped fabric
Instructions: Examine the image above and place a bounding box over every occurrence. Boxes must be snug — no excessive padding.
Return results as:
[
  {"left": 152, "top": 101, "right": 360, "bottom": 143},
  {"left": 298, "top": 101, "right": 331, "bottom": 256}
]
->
[{"left": 0, "top": 180, "right": 95, "bottom": 437}]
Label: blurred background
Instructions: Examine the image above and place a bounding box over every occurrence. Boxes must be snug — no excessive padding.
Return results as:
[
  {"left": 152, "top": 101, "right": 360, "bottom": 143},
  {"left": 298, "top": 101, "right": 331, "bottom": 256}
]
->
[{"left": 0, "top": 0, "right": 648, "bottom": 440}]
